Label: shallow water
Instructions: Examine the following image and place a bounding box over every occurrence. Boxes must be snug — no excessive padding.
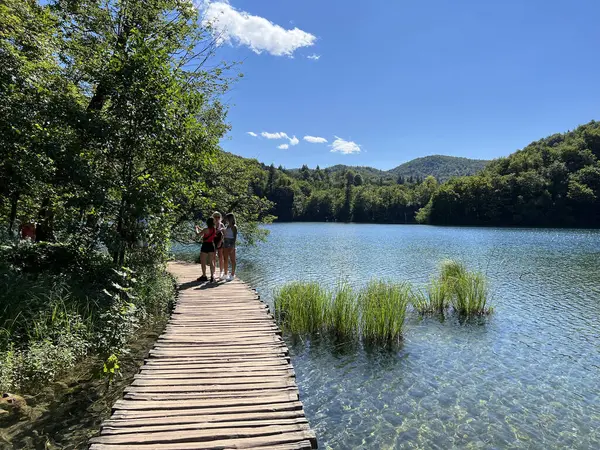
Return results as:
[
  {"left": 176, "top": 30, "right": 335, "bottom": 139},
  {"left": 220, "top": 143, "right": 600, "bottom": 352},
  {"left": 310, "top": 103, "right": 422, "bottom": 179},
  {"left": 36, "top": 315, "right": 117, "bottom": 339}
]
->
[{"left": 176, "top": 223, "right": 600, "bottom": 449}]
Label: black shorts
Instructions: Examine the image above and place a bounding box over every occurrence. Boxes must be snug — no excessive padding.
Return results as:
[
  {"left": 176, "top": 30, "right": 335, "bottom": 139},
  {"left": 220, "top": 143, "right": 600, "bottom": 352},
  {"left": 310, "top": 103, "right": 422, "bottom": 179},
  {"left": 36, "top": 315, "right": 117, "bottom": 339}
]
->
[{"left": 201, "top": 242, "right": 215, "bottom": 253}]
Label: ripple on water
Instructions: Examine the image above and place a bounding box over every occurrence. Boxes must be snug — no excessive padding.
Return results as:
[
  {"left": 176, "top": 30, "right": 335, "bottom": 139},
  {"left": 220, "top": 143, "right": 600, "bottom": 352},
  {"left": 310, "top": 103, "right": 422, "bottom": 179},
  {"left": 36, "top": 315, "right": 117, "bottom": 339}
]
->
[{"left": 176, "top": 224, "right": 600, "bottom": 449}]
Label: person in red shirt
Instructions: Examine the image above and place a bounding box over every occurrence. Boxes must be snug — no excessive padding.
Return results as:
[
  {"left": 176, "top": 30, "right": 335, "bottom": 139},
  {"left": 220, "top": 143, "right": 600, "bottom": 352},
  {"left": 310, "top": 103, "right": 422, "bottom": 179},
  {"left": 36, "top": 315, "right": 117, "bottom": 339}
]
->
[
  {"left": 194, "top": 217, "right": 216, "bottom": 283},
  {"left": 20, "top": 220, "right": 36, "bottom": 241}
]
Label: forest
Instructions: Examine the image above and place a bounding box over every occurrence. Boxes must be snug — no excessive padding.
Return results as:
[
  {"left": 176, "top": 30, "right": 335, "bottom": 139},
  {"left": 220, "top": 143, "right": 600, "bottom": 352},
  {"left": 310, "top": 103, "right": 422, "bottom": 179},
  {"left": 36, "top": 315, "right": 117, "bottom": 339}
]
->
[{"left": 252, "top": 122, "right": 600, "bottom": 227}]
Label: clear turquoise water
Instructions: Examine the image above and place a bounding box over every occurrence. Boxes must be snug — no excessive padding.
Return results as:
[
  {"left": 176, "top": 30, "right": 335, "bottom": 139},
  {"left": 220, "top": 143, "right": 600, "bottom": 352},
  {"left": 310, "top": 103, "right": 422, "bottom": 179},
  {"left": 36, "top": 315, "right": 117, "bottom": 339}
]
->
[{"left": 176, "top": 223, "right": 600, "bottom": 449}]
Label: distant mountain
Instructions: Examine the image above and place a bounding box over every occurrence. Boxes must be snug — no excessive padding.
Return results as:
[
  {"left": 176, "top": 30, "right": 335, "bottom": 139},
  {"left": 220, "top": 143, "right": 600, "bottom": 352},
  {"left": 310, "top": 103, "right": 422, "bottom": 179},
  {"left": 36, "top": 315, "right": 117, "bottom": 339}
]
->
[
  {"left": 286, "top": 155, "right": 489, "bottom": 183},
  {"left": 388, "top": 155, "right": 489, "bottom": 182}
]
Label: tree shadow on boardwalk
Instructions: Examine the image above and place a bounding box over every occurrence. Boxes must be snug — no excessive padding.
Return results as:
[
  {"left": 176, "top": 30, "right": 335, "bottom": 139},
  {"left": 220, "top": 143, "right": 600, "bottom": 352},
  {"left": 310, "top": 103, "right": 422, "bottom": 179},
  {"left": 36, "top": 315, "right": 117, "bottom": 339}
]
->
[{"left": 178, "top": 280, "right": 227, "bottom": 292}]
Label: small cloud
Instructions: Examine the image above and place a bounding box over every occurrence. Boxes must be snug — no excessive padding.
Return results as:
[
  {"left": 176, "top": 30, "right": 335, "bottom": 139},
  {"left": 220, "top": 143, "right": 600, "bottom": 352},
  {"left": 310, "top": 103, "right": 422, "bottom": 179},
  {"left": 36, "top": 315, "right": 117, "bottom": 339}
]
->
[
  {"left": 278, "top": 144, "right": 289, "bottom": 150},
  {"left": 303, "top": 135, "right": 327, "bottom": 144},
  {"left": 330, "top": 136, "right": 361, "bottom": 154},
  {"left": 247, "top": 131, "right": 258, "bottom": 137},
  {"left": 202, "top": 2, "right": 316, "bottom": 57},
  {"left": 262, "top": 131, "right": 289, "bottom": 139},
  {"left": 307, "top": 54, "right": 321, "bottom": 60},
  {"left": 289, "top": 136, "right": 299, "bottom": 146}
]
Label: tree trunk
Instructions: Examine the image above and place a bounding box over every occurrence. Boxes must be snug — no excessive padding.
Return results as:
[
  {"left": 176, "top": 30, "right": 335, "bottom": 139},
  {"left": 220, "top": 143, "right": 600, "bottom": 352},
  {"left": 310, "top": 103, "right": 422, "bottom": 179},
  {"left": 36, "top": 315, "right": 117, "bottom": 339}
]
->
[{"left": 8, "top": 191, "right": 20, "bottom": 235}]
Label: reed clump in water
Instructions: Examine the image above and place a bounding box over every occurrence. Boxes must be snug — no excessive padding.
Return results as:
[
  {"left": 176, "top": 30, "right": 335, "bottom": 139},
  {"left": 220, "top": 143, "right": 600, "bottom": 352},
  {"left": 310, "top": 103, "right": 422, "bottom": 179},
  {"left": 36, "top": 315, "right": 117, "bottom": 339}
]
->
[
  {"left": 411, "top": 278, "right": 449, "bottom": 314},
  {"left": 274, "top": 282, "right": 329, "bottom": 334},
  {"left": 359, "top": 280, "right": 410, "bottom": 344},
  {"left": 274, "top": 280, "right": 410, "bottom": 344},
  {"left": 413, "top": 259, "right": 493, "bottom": 317},
  {"left": 450, "top": 271, "right": 493, "bottom": 316},
  {"left": 326, "top": 282, "right": 359, "bottom": 339}
]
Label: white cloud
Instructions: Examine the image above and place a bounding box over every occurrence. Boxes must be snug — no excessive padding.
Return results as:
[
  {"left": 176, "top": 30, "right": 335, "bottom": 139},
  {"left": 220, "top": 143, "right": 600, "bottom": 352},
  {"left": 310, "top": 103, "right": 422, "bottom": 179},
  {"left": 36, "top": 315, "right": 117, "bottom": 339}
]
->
[
  {"left": 261, "top": 131, "right": 289, "bottom": 139},
  {"left": 303, "top": 135, "right": 327, "bottom": 144},
  {"left": 330, "top": 136, "right": 361, "bottom": 154},
  {"left": 202, "top": 2, "right": 316, "bottom": 57},
  {"left": 307, "top": 54, "right": 321, "bottom": 60},
  {"left": 289, "top": 136, "right": 299, "bottom": 146},
  {"left": 277, "top": 144, "right": 289, "bottom": 150},
  {"left": 247, "top": 131, "right": 258, "bottom": 137}
]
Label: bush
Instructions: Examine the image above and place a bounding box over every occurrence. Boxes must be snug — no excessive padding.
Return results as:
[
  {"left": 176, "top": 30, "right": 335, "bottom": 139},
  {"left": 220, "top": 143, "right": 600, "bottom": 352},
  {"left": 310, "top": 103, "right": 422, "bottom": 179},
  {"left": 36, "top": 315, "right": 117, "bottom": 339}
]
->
[{"left": 0, "top": 253, "right": 175, "bottom": 393}]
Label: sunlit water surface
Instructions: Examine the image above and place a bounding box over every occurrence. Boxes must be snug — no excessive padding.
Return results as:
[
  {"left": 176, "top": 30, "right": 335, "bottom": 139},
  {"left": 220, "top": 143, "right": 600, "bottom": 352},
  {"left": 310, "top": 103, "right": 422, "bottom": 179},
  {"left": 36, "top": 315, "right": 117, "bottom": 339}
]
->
[{"left": 176, "top": 223, "right": 600, "bottom": 449}]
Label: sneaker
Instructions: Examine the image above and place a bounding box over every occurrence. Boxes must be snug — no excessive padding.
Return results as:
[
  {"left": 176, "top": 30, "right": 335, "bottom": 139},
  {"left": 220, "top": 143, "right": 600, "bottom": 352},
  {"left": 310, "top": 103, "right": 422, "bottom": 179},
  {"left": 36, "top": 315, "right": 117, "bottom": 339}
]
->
[
  {"left": 226, "top": 275, "right": 233, "bottom": 281},
  {"left": 219, "top": 272, "right": 225, "bottom": 280},
  {"left": 210, "top": 276, "right": 215, "bottom": 283},
  {"left": 197, "top": 275, "right": 208, "bottom": 282}
]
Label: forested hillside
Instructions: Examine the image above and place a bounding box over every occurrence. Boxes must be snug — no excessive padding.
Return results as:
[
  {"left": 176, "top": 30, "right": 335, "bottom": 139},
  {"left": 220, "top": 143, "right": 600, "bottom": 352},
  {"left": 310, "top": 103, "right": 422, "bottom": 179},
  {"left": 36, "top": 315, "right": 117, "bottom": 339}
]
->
[
  {"left": 251, "top": 122, "right": 600, "bottom": 227},
  {"left": 422, "top": 121, "right": 600, "bottom": 227},
  {"left": 389, "top": 155, "right": 489, "bottom": 182}
]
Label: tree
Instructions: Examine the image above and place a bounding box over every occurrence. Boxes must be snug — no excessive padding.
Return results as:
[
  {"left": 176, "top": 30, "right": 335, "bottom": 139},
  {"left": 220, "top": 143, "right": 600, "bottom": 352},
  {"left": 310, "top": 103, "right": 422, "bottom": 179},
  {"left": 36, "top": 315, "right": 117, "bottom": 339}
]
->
[
  {"left": 51, "top": 0, "right": 233, "bottom": 263},
  {"left": 354, "top": 173, "right": 363, "bottom": 186}
]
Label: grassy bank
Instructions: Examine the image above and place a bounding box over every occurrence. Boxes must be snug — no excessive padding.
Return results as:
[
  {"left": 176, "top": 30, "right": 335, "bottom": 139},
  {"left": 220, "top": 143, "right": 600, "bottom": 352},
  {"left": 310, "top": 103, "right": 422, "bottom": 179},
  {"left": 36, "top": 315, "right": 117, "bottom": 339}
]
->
[
  {"left": 274, "top": 260, "right": 493, "bottom": 344},
  {"left": 0, "top": 242, "right": 176, "bottom": 397}
]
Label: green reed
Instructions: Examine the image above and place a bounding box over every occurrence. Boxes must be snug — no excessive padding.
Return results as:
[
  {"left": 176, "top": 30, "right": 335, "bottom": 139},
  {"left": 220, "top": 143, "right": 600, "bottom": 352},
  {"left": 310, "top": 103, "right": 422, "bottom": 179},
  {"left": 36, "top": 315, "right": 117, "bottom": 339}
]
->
[
  {"left": 327, "top": 282, "right": 359, "bottom": 339},
  {"left": 411, "top": 278, "right": 449, "bottom": 314},
  {"left": 440, "top": 259, "right": 468, "bottom": 282},
  {"left": 451, "top": 271, "right": 493, "bottom": 316},
  {"left": 274, "top": 281, "right": 330, "bottom": 334},
  {"left": 359, "top": 280, "right": 410, "bottom": 344}
]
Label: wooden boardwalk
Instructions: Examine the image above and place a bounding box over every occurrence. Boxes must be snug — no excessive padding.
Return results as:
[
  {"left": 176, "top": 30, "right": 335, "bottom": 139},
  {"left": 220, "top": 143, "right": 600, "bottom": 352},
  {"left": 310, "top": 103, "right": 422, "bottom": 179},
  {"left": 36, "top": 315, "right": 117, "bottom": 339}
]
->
[{"left": 90, "top": 262, "right": 317, "bottom": 450}]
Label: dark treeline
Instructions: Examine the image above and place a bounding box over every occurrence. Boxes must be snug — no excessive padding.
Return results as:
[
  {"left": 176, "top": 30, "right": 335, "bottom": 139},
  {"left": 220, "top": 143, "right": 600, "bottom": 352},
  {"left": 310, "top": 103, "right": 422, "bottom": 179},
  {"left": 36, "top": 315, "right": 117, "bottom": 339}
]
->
[
  {"left": 249, "top": 121, "right": 600, "bottom": 227},
  {"left": 249, "top": 163, "right": 439, "bottom": 223}
]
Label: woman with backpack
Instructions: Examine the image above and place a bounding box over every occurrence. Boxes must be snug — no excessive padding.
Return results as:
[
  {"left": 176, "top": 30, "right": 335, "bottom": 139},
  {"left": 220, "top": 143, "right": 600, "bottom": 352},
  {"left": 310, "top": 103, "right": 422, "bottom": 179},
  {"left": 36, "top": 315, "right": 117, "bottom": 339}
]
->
[
  {"left": 222, "top": 213, "right": 238, "bottom": 282},
  {"left": 212, "top": 211, "right": 226, "bottom": 279},
  {"left": 195, "top": 217, "right": 217, "bottom": 282}
]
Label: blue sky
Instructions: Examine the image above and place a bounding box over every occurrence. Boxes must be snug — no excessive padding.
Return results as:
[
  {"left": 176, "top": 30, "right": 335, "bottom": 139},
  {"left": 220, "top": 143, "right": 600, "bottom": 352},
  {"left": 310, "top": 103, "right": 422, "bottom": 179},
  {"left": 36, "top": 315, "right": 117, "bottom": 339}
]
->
[{"left": 202, "top": 0, "right": 600, "bottom": 170}]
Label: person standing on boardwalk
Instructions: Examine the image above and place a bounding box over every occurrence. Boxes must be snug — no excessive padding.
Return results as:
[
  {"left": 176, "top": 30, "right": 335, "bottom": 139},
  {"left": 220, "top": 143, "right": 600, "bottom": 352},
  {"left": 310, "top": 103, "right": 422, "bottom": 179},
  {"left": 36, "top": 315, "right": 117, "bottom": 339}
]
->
[
  {"left": 222, "top": 213, "right": 238, "bottom": 282},
  {"left": 212, "top": 211, "right": 226, "bottom": 279},
  {"left": 195, "top": 217, "right": 216, "bottom": 282}
]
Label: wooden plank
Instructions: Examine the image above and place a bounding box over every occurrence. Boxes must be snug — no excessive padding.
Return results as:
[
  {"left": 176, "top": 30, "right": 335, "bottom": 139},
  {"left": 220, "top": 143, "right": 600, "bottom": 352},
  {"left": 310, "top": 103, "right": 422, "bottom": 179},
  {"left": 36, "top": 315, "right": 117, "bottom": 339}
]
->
[
  {"left": 89, "top": 424, "right": 312, "bottom": 445},
  {"left": 140, "top": 360, "right": 291, "bottom": 370},
  {"left": 103, "top": 411, "right": 307, "bottom": 428},
  {"left": 135, "top": 369, "right": 295, "bottom": 378},
  {"left": 125, "top": 381, "right": 296, "bottom": 393},
  {"left": 90, "top": 432, "right": 316, "bottom": 449},
  {"left": 111, "top": 401, "right": 305, "bottom": 419},
  {"left": 101, "top": 418, "right": 309, "bottom": 435},
  {"left": 123, "top": 388, "right": 300, "bottom": 401},
  {"left": 113, "top": 393, "right": 299, "bottom": 411},
  {"left": 132, "top": 375, "right": 293, "bottom": 386}
]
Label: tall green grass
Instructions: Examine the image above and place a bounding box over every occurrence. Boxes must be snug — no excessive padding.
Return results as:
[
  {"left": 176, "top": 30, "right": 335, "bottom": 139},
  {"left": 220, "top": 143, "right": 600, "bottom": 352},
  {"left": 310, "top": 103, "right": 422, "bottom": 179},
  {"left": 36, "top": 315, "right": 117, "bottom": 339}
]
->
[
  {"left": 451, "top": 271, "right": 493, "bottom": 316},
  {"left": 274, "top": 282, "right": 329, "bottom": 334},
  {"left": 411, "top": 278, "right": 449, "bottom": 314},
  {"left": 327, "top": 282, "right": 359, "bottom": 339},
  {"left": 274, "top": 280, "right": 410, "bottom": 344},
  {"left": 436, "top": 259, "right": 493, "bottom": 317},
  {"left": 273, "top": 259, "right": 493, "bottom": 346},
  {"left": 440, "top": 259, "right": 468, "bottom": 282},
  {"left": 360, "top": 281, "right": 410, "bottom": 344}
]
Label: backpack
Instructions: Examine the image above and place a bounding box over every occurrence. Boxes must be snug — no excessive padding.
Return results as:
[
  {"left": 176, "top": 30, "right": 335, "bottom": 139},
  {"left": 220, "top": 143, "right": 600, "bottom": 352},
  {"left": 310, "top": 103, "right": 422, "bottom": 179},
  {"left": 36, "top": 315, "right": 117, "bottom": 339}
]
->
[{"left": 214, "top": 226, "right": 224, "bottom": 248}]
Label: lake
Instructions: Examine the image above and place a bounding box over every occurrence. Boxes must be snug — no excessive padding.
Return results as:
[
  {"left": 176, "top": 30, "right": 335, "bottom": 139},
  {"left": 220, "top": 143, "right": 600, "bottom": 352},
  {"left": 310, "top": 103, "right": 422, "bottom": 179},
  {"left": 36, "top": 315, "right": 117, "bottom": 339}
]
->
[{"left": 177, "top": 223, "right": 600, "bottom": 449}]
